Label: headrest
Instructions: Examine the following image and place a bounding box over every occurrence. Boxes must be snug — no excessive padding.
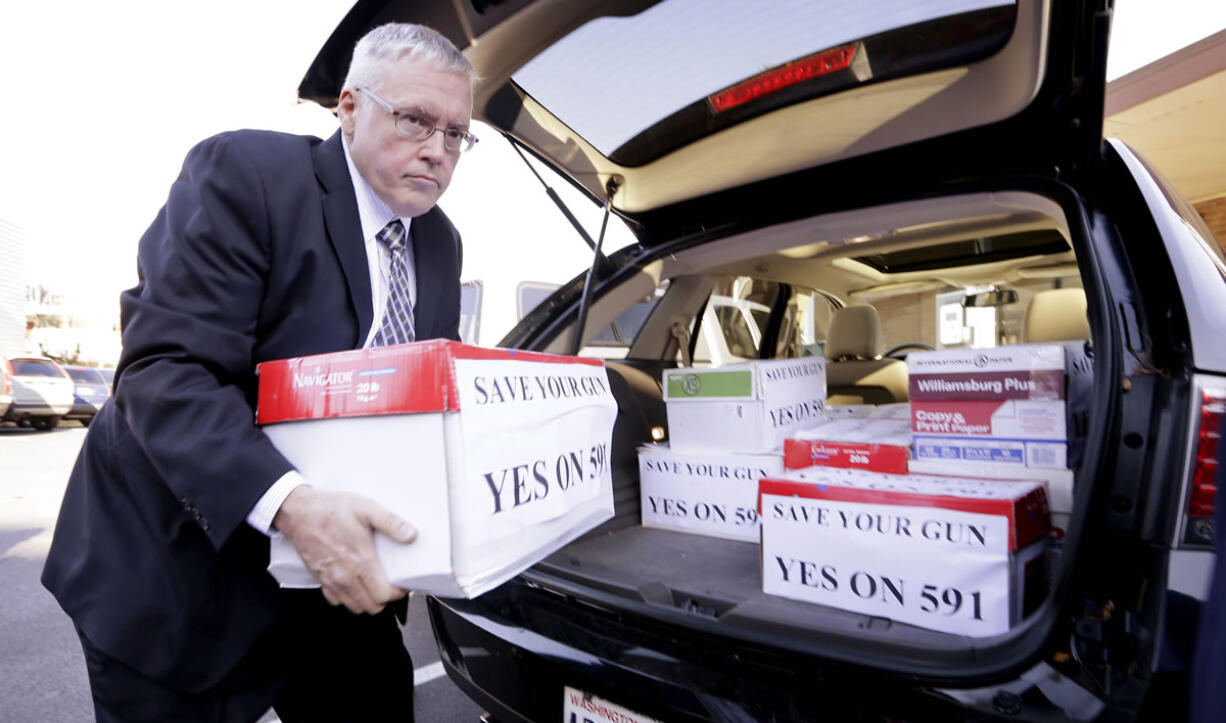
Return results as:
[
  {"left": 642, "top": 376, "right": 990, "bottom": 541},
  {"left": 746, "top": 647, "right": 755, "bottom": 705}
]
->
[
  {"left": 1023, "top": 288, "right": 1090, "bottom": 342},
  {"left": 826, "top": 305, "right": 885, "bottom": 360}
]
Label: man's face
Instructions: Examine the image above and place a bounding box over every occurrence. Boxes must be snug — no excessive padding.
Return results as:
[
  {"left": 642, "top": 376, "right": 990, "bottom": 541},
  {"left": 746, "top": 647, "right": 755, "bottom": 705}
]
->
[{"left": 339, "top": 55, "right": 472, "bottom": 218}]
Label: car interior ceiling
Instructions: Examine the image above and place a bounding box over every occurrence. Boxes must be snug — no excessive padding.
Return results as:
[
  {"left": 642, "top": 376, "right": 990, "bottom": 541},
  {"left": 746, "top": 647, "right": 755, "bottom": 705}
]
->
[{"left": 527, "top": 190, "right": 1091, "bottom": 649}]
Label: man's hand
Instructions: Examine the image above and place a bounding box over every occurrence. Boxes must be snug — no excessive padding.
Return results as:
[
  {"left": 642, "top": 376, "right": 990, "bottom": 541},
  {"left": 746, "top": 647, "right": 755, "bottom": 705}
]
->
[{"left": 274, "top": 486, "right": 416, "bottom": 614}]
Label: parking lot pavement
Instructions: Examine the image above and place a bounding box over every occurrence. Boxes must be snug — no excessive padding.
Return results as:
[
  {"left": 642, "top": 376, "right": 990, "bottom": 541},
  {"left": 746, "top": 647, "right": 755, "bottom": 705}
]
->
[{"left": 0, "top": 422, "right": 485, "bottom": 723}]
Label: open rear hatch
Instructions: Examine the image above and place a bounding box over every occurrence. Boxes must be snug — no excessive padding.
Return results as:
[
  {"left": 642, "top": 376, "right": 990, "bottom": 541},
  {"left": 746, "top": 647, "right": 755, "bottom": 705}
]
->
[{"left": 303, "top": 0, "right": 1115, "bottom": 683}]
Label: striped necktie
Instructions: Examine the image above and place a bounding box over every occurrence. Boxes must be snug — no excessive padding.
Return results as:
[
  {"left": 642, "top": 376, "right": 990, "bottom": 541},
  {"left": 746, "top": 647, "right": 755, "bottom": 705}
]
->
[{"left": 371, "top": 219, "right": 416, "bottom": 346}]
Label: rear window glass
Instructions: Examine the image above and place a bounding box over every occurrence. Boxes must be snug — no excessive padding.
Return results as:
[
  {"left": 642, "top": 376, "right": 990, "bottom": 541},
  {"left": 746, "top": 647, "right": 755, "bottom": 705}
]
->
[
  {"left": 66, "top": 367, "right": 105, "bottom": 384},
  {"left": 12, "top": 360, "right": 65, "bottom": 377},
  {"left": 512, "top": 0, "right": 1016, "bottom": 164}
]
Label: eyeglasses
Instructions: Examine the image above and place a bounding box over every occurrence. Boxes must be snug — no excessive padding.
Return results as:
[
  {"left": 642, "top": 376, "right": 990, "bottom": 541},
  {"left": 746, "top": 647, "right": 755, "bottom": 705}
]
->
[{"left": 355, "top": 86, "right": 478, "bottom": 153}]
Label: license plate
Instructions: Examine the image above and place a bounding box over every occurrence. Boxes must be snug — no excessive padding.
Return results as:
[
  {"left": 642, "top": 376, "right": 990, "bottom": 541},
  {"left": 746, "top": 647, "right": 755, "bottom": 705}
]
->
[{"left": 562, "top": 686, "right": 663, "bottom": 723}]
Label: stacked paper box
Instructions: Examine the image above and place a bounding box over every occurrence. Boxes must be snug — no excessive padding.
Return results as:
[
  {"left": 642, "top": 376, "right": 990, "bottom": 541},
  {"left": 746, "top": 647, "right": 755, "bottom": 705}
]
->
[
  {"left": 256, "top": 341, "right": 618, "bottom": 598},
  {"left": 906, "top": 342, "right": 1092, "bottom": 538},
  {"left": 662, "top": 358, "right": 826, "bottom": 453},
  {"left": 825, "top": 402, "right": 911, "bottom": 420},
  {"left": 636, "top": 359, "right": 823, "bottom": 541},
  {"left": 759, "top": 467, "right": 1049, "bottom": 636},
  {"left": 783, "top": 418, "right": 912, "bottom": 474},
  {"left": 638, "top": 444, "right": 783, "bottom": 541}
]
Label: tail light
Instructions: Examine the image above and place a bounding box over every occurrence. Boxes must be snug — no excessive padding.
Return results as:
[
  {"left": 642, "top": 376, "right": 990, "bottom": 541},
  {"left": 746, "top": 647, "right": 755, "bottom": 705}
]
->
[
  {"left": 1182, "top": 385, "right": 1226, "bottom": 545},
  {"left": 2, "top": 359, "right": 12, "bottom": 396}
]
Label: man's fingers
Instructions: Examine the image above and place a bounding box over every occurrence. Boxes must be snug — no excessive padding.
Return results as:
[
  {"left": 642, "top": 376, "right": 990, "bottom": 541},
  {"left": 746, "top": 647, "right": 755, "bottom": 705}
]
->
[
  {"left": 321, "top": 587, "right": 342, "bottom": 608},
  {"left": 357, "top": 498, "right": 416, "bottom": 544}
]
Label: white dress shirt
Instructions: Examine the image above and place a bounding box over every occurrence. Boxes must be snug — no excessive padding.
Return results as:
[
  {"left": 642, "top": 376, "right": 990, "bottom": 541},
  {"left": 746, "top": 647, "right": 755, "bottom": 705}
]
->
[{"left": 245, "top": 137, "right": 418, "bottom": 535}]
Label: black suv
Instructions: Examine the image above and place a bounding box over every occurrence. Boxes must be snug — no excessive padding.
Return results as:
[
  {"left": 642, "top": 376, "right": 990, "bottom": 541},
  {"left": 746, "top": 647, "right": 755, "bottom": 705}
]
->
[{"left": 304, "top": 1, "right": 1226, "bottom": 720}]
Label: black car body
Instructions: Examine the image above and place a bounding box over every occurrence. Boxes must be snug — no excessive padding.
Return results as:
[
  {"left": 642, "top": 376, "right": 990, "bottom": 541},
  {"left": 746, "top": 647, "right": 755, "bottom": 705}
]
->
[
  {"left": 62, "top": 365, "right": 111, "bottom": 426},
  {"left": 305, "top": 1, "right": 1226, "bottom": 720}
]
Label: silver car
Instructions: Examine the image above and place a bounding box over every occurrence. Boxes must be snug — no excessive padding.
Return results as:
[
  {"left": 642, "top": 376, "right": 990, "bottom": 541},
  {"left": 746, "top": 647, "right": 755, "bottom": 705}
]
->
[{"left": 2, "top": 357, "right": 74, "bottom": 431}]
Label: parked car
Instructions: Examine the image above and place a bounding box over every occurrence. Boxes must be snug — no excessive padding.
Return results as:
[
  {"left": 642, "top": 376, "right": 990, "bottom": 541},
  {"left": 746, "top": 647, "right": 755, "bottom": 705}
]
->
[
  {"left": 0, "top": 358, "right": 14, "bottom": 420},
  {"left": 2, "top": 356, "right": 74, "bottom": 431},
  {"left": 304, "top": 1, "right": 1226, "bottom": 720},
  {"left": 98, "top": 367, "right": 115, "bottom": 391},
  {"left": 62, "top": 365, "right": 112, "bottom": 427}
]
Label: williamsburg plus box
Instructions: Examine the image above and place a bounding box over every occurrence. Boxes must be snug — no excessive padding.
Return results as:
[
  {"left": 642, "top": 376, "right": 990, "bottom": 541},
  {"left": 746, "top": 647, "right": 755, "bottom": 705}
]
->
[
  {"left": 759, "top": 468, "right": 1050, "bottom": 637},
  {"left": 907, "top": 343, "right": 1092, "bottom": 472},
  {"left": 784, "top": 418, "right": 912, "bottom": 474},
  {"left": 256, "top": 340, "right": 618, "bottom": 598},
  {"left": 638, "top": 444, "right": 783, "bottom": 542},
  {"left": 663, "top": 358, "right": 826, "bottom": 453}
]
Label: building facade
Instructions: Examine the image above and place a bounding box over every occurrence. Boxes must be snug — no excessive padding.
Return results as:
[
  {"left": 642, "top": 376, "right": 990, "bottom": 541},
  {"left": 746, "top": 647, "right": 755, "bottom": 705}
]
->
[{"left": 0, "top": 218, "right": 25, "bottom": 357}]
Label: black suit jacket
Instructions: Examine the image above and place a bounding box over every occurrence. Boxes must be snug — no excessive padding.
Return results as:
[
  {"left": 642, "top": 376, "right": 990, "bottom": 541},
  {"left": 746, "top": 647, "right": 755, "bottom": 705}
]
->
[{"left": 42, "top": 129, "right": 462, "bottom": 691}]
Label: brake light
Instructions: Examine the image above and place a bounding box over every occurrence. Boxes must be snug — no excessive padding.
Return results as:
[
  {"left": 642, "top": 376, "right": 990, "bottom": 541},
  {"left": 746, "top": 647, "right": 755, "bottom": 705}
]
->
[
  {"left": 708, "top": 43, "right": 859, "bottom": 113},
  {"left": 2, "top": 359, "right": 11, "bottom": 396},
  {"left": 1185, "top": 389, "right": 1225, "bottom": 540}
]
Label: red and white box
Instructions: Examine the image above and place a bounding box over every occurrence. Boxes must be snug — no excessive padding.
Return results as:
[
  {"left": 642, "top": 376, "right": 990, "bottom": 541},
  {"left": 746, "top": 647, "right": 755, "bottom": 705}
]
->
[
  {"left": 256, "top": 340, "right": 618, "bottom": 598},
  {"left": 759, "top": 468, "right": 1049, "bottom": 636},
  {"left": 907, "top": 343, "right": 1091, "bottom": 472},
  {"left": 783, "top": 418, "right": 911, "bottom": 474}
]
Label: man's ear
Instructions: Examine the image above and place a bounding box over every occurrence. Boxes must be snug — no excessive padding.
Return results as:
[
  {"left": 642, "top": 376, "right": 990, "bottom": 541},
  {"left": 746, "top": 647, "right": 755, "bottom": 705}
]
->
[{"left": 337, "top": 90, "right": 358, "bottom": 136}]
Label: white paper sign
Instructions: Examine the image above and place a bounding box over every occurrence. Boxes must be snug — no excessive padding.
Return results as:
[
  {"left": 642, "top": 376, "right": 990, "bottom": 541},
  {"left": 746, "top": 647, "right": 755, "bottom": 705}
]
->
[
  {"left": 761, "top": 494, "right": 1014, "bottom": 636},
  {"left": 638, "top": 445, "right": 782, "bottom": 541},
  {"left": 452, "top": 358, "right": 618, "bottom": 552}
]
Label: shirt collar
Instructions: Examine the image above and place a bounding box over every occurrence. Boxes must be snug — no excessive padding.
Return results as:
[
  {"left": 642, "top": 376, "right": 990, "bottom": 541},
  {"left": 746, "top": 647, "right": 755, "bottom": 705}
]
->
[{"left": 341, "top": 135, "right": 411, "bottom": 243}]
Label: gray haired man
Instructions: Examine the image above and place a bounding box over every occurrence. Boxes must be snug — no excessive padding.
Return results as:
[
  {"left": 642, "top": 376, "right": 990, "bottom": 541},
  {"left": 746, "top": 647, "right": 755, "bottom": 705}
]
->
[{"left": 43, "top": 23, "right": 475, "bottom": 722}]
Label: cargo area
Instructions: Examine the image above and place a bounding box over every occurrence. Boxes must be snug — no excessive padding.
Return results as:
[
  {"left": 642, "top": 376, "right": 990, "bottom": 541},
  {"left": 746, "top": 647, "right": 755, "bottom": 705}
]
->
[{"left": 523, "top": 189, "right": 1103, "bottom": 658}]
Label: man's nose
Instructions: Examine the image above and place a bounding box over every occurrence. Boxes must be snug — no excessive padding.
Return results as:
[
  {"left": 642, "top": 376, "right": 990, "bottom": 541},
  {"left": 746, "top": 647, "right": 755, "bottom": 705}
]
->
[{"left": 418, "top": 130, "right": 448, "bottom": 163}]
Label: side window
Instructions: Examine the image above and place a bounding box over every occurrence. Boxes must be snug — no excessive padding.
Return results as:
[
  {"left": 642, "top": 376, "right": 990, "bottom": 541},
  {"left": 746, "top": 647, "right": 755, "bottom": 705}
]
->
[
  {"left": 458, "top": 281, "right": 482, "bottom": 345},
  {"left": 690, "top": 277, "right": 828, "bottom": 366},
  {"left": 518, "top": 280, "right": 670, "bottom": 359}
]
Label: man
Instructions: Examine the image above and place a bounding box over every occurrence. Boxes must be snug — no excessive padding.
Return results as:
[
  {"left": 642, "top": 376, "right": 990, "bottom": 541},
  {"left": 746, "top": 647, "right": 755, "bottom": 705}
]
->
[{"left": 42, "top": 23, "right": 476, "bottom": 722}]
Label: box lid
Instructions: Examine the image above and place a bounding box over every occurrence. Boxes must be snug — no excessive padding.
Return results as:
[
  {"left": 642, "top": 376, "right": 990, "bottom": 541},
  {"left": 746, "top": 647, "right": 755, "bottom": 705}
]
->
[
  {"left": 256, "top": 340, "right": 605, "bottom": 424},
  {"left": 663, "top": 366, "right": 758, "bottom": 401},
  {"left": 663, "top": 357, "right": 825, "bottom": 402},
  {"left": 907, "top": 343, "right": 1068, "bottom": 401},
  {"left": 759, "top": 468, "right": 1050, "bottom": 550},
  {"left": 792, "top": 418, "right": 912, "bottom": 445}
]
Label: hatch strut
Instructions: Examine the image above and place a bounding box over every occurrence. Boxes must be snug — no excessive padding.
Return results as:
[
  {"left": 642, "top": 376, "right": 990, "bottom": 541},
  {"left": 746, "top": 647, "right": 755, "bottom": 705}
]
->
[
  {"left": 504, "top": 134, "right": 608, "bottom": 260},
  {"left": 501, "top": 134, "right": 621, "bottom": 355},
  {"left": 570, "top": 176, "right": 620, "bottom": 355}
]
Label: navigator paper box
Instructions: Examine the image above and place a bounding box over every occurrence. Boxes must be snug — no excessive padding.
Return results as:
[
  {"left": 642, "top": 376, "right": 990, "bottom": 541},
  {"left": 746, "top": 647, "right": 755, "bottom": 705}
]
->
[
  {"left": 256, "top": 340, "right": 618, "bottom": 599},
  {"left": 638, "top": 444, "right": 783, "bottom": 542},
  {"left": 759, "top": 467, "right": 1049, "bottom": 637},
  {"left": 663, "top": 358, "right": 826, "bottom": 453}
]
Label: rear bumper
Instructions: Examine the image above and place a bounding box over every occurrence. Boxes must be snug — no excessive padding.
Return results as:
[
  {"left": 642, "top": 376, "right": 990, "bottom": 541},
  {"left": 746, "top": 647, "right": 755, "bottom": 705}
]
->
[
  {"left": 4, "top": 400, "right": 71, "bottom": 420},
  {"left": 65, "top": 401, "right": 103, "bottom": 418},
  {"left": 427, "top": 581, "right": 969, "bottom": 723}
]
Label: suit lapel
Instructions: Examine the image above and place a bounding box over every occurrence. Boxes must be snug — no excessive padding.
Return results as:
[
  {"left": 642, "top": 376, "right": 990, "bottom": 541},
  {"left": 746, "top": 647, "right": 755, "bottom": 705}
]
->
[
  {"left": 410, "top": 207, "right": 447, "bottom": 339},
  {"left": 315, "top": 131, "right": 374, "bottom": 346}
]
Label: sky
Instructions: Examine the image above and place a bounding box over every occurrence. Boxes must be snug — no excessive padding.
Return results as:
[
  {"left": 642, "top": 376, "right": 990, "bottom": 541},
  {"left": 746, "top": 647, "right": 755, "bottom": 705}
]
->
[{"left": 1, "top": 0, "right": 1225, "bottom": 347}]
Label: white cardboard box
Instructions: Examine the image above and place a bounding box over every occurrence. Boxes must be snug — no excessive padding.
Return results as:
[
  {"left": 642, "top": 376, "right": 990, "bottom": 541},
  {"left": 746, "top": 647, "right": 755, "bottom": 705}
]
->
[
  {"left": 663, "top": 358, "right": 826, "bottom": 453},
  {"left": 256, "top": 340, "right": 618, "bottom": 598},
  {"left": 638, "top": 444, "right": 782, "bottom": 542},
  {"left": 760, "top": 468, "right": 1049, "bottom": 637}
]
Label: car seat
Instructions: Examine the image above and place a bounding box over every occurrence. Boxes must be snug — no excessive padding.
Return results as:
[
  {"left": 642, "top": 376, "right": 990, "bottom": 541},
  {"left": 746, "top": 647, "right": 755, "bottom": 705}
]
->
[
  {"left": 824, "top": 305, "right": 909, "bottom": 404},
  {"left": 1023, "top": 288, "right": 1090, "bottom": 342}
]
